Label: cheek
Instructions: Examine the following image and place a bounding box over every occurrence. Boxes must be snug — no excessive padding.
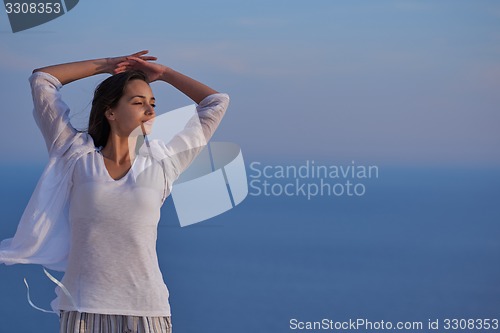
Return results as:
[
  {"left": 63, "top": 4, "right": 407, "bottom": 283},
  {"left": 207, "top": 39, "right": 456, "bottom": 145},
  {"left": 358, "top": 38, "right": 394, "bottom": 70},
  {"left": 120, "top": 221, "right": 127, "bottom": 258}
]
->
[
  {"left": 119, "top": 113, "right": 143, "bottom": 133},
  {"left": 116, "top": 108, "right": 139, "bottom": 123}
]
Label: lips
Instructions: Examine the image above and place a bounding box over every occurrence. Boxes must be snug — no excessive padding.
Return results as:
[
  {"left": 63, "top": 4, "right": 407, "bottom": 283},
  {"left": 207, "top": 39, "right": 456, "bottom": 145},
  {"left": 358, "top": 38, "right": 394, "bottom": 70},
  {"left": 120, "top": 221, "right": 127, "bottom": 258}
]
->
[{"left": 140, "top": 119, "right": 155, "bottom": 135}]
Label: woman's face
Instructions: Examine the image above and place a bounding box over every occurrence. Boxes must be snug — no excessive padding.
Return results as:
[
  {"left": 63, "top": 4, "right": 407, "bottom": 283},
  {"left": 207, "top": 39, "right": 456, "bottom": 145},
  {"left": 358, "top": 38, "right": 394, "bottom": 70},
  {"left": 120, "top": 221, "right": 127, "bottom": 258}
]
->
[{"left": 107, "top": 79, "right": 156, "bottom": 137}]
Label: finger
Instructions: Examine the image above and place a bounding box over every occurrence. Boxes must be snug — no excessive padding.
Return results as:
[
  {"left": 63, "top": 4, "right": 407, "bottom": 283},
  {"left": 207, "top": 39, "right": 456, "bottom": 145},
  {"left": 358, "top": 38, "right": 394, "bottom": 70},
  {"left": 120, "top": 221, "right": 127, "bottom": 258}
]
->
[
  {"left": 124, "top": 59, "right": 141, "bottom": 66},
  {"left": 132, "top": 50, "right": 149, "bottom": 56},
  {"left": 113, "top": 66, "right": 128, "bottom": 74},
  {"left": 114, "top": 63, "right": 132, "bottom": 71},
  {"left": 125, "top": 56, "right": 142, "bottom": 62},
  {"left": 139, "top": 56, "right": 157, "bottom": 61},
  {"left": 116, "top": 61, "right": 131, "bottom": 67}
]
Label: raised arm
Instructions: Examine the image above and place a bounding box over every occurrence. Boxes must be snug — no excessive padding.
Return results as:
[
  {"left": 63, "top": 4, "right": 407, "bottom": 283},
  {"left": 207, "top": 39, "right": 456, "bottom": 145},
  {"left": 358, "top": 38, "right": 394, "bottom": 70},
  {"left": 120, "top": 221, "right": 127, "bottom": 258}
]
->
[{"left": 32, "top": 51, "right": 157, "bottom": 85}]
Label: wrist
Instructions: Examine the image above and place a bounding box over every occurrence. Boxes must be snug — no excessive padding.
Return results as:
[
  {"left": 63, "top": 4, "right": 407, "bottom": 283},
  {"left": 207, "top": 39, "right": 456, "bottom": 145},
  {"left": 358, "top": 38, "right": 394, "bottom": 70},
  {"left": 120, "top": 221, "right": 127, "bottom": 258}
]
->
[
  {"left": 159, "top": 66, "right": 175, "bottom": 83},
  {"left": 103, "top": 57, "right": 113, "bottom": 75}
]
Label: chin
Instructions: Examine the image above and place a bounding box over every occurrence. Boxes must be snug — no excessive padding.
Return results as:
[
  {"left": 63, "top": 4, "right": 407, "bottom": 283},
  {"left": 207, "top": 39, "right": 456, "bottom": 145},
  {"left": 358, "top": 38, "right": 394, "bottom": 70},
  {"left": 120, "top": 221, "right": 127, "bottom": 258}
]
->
[
  {"left": 142, "top": 124, "right": 153, "bottom": 135},
  {"left": 138, "top": 122, "right": 154, "bottom": 136}
]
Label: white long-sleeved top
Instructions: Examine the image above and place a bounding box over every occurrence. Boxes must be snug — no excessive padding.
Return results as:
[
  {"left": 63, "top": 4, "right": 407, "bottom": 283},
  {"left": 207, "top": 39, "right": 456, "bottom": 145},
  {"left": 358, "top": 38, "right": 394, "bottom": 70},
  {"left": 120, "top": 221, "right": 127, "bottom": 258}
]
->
[{"left": 0, "top": 71, "right": 229, "bottom": 316}]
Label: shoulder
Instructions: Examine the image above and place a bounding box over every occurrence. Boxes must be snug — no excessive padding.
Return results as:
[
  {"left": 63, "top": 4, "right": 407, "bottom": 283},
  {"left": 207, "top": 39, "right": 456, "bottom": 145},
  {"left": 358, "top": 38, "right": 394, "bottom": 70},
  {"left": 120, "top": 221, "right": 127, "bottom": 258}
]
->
[
  {"left": 138, "top": 139, "right": 169, "bottom": 161},
  {"left": 51, "top": 131, "right": 97, "bottom": 160}
]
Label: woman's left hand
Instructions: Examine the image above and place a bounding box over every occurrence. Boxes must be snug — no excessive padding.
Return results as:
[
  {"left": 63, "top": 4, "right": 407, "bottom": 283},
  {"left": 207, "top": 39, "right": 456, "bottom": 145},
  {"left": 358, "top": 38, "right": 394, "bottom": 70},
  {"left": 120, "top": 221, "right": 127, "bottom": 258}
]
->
[{"left": 115, "top": 56, "right": 169, "bottom": 83}]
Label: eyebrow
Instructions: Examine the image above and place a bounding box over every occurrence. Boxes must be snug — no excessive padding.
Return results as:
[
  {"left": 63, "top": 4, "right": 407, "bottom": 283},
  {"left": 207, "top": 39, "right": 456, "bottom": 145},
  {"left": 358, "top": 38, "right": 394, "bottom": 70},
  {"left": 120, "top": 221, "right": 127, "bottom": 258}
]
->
[{"left": 128, "top": 95, "right": 156, "bottom": 101}]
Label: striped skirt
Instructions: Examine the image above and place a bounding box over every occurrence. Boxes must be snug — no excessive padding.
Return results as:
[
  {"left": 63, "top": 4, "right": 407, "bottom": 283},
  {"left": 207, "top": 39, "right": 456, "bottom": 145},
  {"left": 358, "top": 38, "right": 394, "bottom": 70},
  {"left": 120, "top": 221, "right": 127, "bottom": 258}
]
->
[{"left": 59, "top": 310, "right": 172, "bottom": 333}]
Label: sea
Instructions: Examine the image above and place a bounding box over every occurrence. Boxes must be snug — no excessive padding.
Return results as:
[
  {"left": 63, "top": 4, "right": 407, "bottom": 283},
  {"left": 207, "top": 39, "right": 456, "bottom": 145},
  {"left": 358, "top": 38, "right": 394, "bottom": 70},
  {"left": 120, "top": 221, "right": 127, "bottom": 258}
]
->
[{"left": 0, "top": 162, "right": 499, "bottom": 333}]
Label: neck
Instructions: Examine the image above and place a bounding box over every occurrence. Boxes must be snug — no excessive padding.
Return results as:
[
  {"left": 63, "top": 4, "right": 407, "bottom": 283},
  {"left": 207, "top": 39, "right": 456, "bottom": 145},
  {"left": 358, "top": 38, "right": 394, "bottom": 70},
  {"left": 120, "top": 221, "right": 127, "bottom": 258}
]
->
[{"left": 100, "top": 134, "right": 137, "bottom": 164}]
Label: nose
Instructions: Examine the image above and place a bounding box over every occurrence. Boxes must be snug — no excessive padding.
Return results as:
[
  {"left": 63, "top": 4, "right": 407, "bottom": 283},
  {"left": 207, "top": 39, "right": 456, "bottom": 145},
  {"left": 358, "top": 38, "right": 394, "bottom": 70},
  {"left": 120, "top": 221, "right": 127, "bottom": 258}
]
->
[{"left": 145, "top": 105, "right": 155, "bottom": 116}]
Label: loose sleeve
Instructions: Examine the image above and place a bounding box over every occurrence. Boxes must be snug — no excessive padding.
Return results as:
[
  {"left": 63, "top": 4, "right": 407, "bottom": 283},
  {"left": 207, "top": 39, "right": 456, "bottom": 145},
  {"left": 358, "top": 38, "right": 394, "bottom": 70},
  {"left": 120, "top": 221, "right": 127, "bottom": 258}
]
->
[
  {"left": 156, "top": 93, "right": 230, "bottom": 183},
  {"left": 0, "top": 73, "right": 94, "bottom": 272},
  {"left": 29, "top": 71, "right": 78, "bottom": 156},
  {"left": 196, "top": 93, "right": 230, "bottom": 144}
]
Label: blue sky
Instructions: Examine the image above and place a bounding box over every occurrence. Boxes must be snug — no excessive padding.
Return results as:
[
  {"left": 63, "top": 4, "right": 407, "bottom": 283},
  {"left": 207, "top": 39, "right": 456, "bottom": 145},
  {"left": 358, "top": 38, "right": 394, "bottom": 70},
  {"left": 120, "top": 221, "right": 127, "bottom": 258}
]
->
[{"left": 0, "top": 0, "right": 499, "bottom": 166}]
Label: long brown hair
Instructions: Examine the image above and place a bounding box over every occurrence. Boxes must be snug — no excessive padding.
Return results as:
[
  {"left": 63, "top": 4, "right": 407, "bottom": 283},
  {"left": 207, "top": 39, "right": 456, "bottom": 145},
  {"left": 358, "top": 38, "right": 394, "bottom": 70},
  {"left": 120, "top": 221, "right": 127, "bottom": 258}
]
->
[{"left": 88, "top": 70, "right": 148, "bottom": 148}]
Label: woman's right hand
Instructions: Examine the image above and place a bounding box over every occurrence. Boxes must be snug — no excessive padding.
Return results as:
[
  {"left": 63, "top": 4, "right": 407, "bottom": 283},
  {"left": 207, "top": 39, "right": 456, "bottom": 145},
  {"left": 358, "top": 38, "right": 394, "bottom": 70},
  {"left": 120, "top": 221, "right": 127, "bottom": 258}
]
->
[
  {"left": 106, "top": 50, "right": 157, "bottom": 75},
  {"left": 114, "top": 56, "right": 171, "bottom": 83}
]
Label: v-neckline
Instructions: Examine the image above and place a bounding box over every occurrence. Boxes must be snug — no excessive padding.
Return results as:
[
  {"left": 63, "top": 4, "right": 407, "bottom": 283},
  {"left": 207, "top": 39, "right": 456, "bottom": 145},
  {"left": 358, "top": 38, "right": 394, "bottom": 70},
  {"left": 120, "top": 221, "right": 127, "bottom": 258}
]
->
[{"left": 97, "top": 151, "right": 137, "bottom": 182}]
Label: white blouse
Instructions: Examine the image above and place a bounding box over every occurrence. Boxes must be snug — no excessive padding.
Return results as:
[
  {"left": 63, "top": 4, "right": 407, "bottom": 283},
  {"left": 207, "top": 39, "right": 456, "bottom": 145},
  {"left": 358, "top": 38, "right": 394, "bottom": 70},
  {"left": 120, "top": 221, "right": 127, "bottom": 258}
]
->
[{"left": 0, "top": 71, "right": 229, "bottom": 316}]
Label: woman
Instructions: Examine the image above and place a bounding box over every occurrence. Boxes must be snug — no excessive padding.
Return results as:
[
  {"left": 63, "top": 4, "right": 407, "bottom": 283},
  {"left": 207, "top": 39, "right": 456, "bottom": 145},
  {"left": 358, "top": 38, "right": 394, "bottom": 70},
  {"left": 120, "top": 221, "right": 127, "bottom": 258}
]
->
[{"left": 0, "top": 51, "right": 229, "bottom": 332}]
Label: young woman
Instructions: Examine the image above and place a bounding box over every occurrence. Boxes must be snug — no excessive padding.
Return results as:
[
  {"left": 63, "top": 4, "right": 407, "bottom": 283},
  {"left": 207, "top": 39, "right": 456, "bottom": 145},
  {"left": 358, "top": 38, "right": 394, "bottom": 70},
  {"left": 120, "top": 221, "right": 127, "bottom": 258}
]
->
[{"left": 0, "top": 51, "right": 229, "bottom": 332}]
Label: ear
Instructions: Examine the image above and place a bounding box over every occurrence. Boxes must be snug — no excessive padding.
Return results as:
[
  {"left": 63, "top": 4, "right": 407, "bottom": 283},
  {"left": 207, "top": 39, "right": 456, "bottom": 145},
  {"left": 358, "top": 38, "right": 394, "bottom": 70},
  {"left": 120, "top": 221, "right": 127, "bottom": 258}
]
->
[{"left": 105, "top": 107, "right": 115, "bottom": 121}]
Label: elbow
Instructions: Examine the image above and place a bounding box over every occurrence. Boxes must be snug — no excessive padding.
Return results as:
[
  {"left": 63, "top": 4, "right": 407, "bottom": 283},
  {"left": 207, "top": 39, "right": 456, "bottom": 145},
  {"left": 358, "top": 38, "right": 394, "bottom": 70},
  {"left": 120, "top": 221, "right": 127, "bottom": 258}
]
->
[{"left": 32, "top": 67, "right": 49, "bottom": 74}]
